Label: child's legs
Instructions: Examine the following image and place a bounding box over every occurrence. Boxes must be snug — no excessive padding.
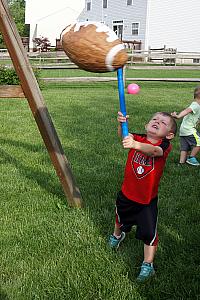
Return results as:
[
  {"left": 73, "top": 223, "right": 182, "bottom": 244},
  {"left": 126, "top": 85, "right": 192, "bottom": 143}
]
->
[
  {"left": 190, "top": 146, "right": 200, "bottom": 157},
  {"left": 114, "top": 222, "right": 157, "bottom": 262},
  {"left": 181, "top": 133, "right": 200, "bottom": 159},
  {"left": 144, "top": 244, "right": 157, "bottom": 263},
  {"left": 180, "top": 136, "right": 190, "bottom": 163},
  {"left": 190, "top": 131, "right": 200, "bottom": 157},
  {"left": 113, "top": 222, "right": 122, "bottom": 236},
  {"left": 135, "top": 197, "right": 158, "bottom": 263},
  {"left": 113, "top": 191, "right": 140, "bottom": 236},
  {"left": 180, "top": 151, "right": 188, "bottom": 163}
]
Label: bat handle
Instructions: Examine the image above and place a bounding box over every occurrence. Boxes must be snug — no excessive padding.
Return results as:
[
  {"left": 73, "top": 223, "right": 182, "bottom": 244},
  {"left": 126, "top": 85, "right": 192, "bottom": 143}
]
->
[
  {"left": 117, "top": 68, "right": 129, "bottom": 137},
  {"left": 121, "top": 121, "right": 129, "bottom": 138}
]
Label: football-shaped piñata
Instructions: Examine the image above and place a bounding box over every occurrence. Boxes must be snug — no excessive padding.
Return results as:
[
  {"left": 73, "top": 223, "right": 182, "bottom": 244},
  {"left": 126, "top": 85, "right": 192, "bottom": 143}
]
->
[{"left": 61, "top": 21, "right": 128, "bottom": 73}]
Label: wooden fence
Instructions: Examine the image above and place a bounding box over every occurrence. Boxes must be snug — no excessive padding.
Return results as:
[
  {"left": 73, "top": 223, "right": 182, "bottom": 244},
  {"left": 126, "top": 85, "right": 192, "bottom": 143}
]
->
[
  {"left": 128, "top": 48, "right": 200, "bottom": 66},
  {"left": 0, "top": 48, "right": 200, "bottom": 68},
  {"left": 1, "top": 48, "right": 200, "bottom": 68}
]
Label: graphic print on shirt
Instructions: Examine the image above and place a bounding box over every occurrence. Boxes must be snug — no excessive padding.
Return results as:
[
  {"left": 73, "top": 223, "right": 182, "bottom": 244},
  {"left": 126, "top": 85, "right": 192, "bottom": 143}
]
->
[{"left": 132, "top": 151, "right": 154, "bottom": 179}]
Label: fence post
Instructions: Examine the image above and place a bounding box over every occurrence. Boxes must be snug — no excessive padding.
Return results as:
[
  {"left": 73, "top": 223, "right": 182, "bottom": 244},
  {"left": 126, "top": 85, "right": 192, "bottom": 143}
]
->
[{"left": 148, "top": 46, "right": 151, "bottom": 62}]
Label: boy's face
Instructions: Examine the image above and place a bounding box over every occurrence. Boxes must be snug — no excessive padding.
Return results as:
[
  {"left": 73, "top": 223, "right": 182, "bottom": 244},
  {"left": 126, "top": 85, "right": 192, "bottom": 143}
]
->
[{"left": 146, "top": 113, "right": 174, "bottom": 139}]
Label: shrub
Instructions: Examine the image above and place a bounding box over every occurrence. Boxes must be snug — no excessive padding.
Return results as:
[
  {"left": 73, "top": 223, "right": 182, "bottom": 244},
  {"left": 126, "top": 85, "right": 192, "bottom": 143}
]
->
[
  {"left": 0, "top": 65, "right": 42, "bottom": 87},
  {"left": 0, "top": 66, "right": 19, "bottom": 85},
  {"left": 33, "top": 37, "right": 51, "bottom": 52}
]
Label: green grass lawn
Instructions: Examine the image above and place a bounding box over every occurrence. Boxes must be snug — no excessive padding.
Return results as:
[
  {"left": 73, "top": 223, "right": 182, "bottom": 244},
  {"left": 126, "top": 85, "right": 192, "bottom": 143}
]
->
[
  {"left": 39, "top": 68, "right": 200, "bottom": 79},
  {"left": 0, "top": 80, "right": 199, "bottom": 299}
]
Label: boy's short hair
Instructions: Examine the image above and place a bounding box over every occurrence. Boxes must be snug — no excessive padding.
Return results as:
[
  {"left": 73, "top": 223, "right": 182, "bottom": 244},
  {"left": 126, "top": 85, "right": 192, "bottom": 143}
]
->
[
  {"left": 194, "top": 86, "right": 200, "bottom": 99},
  {"left": 153, "top": 112, "right": 177, "bottom": 136}
]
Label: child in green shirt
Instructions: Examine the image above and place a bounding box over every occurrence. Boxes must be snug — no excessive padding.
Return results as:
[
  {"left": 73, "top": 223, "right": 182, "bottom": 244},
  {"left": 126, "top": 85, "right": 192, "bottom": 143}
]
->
[{"left": 171, "top": 86, "right": 200, "bottom": 166}]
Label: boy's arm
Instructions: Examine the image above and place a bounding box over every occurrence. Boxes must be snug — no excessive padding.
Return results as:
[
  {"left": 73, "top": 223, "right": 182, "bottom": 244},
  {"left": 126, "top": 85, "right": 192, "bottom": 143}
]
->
[
  {"left": 171, "top": 107, "right": 192, "bottom": 119},
  {"left": 122, "top": 135, "right": 163, "bottom": 157}
]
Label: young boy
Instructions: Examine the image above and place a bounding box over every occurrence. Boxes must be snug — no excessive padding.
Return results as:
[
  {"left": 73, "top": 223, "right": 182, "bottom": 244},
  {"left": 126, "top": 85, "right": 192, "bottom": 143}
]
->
[
  {"left": 171, "top": 86, "right": 200, "bottom": 166},
  {"left": 109, "top": 111, "right": 177, "bottom": 282}
]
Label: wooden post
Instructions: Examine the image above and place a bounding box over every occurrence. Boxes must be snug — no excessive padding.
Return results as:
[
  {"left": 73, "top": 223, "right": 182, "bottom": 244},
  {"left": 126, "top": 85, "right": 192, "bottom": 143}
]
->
[
  {"left": 0, "top": 0, "right": 83, "bottom": 207},
  {"left": 148, "top": 46, "right": 151, "bottom": 62}
]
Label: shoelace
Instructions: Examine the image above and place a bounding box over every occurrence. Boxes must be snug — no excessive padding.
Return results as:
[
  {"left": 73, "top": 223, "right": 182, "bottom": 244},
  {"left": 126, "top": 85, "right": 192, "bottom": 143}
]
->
[
  {"left": 141, "top": 267, "right": 149, "bottom": 274},
  {"left": 110, "top": 235, "right": 118, "bottom": 245},
  {"left": 140, "top": 264, "right": 152, "bottom": 275}
]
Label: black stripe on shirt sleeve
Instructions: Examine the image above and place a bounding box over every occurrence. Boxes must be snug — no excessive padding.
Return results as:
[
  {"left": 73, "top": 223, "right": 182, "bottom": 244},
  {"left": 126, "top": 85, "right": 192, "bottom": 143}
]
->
[{"left": 159, "top": 138, "right": 170, "bottom": 152}]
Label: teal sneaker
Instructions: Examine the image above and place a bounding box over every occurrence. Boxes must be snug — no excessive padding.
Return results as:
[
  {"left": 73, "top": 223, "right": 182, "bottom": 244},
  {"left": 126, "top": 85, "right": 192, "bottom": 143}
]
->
[
  {"left": 137, "top": 262, "right": 155, "bottom": 282},
  {"left": 109, "top": 232, "right": 126, "bottom": 249},
  {"left": 186, "top": 157, "right": 200, "bottom": 166}
]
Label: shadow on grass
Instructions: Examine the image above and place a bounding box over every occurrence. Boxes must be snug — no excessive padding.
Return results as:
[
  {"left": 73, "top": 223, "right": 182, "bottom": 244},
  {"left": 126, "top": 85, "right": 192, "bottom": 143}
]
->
[
  {"left": 0, "top": 287, "right": 9, "bottom": 300},
  {"left": 0, "top": 137, "right": 64, "bottom": 200},
  {"left": 0, "top": 137, "right": 44, "bottom": 154}
]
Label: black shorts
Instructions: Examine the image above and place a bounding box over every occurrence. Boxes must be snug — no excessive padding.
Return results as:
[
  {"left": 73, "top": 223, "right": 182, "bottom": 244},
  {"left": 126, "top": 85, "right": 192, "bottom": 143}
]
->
[
  {"left": 116, "top": 191, "right": 158, "bottom": 246},
  {"left": 180, "top": 133, "right": 200, "bottom": 151}
]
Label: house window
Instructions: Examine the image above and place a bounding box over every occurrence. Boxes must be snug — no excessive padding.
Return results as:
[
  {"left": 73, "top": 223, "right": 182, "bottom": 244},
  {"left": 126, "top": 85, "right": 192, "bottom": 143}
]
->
[
  {"left": 193, "top": 58, "right": 200, "bottom": 64},
  {"left": 132, "top": 22, "right": 139, "bottom": 35},
  {"left": 103, "top": 0, "right": 107, "bottom": 8},
  {"left": 127, "top": 0, "right": 133, "bottom": 5},
  {"left": 86, "top": 1, "right": 91, "bottom": 11}
]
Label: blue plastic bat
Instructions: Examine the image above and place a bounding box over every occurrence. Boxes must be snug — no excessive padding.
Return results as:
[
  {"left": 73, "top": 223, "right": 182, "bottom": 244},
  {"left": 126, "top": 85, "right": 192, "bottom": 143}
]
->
[{"left": 117, "top": 67, "right": 129, "bottom": 137}]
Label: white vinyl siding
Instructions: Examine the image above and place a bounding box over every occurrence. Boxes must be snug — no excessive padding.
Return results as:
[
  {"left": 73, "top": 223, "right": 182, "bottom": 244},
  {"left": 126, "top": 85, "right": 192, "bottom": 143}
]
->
[{"left": 147, "top": 0, "right": 200, "bottom": 52}]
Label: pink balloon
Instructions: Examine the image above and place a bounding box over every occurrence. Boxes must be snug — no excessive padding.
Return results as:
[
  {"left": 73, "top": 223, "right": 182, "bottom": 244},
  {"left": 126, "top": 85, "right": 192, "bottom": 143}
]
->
[{"left": 127, "top": 83, "right": 140, "bottom": 94}]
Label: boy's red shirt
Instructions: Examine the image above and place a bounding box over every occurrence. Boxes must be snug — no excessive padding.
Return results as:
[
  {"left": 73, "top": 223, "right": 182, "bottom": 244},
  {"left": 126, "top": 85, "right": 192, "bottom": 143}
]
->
[{"left": 121, "top": 133, "right": 172, "bottom": 204}]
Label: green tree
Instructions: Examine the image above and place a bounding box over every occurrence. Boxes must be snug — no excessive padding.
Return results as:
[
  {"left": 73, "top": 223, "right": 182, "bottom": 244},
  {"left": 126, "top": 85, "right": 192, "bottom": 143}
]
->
[{"left": 0, "top": 0, "right": 27, "bottom": 48}]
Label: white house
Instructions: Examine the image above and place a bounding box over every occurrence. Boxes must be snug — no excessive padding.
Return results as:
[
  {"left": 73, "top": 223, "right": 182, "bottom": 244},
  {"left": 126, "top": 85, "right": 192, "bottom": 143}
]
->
[
  {"left": 78, "top": 0, "right": 200, "bottom": 53},
  {"left": 25, "top": 0, "right": 84, "bottom": 50}
]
